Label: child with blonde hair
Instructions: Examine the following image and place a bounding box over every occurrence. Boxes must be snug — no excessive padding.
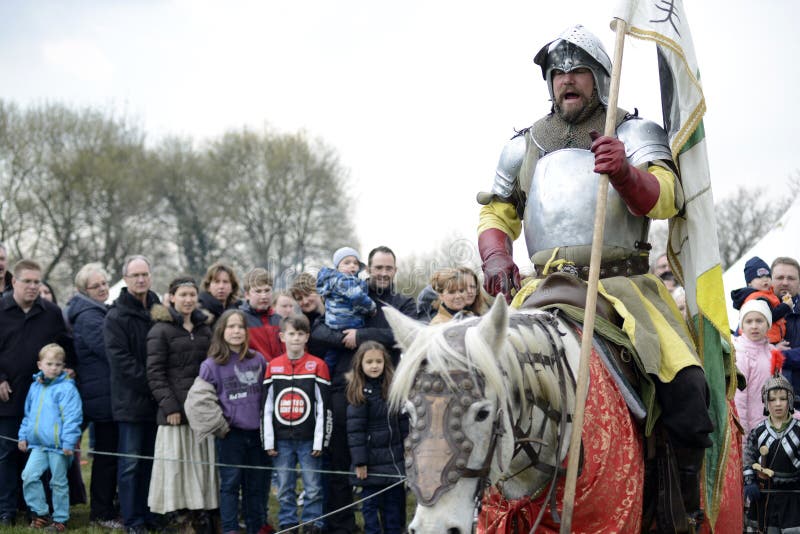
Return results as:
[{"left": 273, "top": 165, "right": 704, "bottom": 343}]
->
[{"left": 18, "top": 344, "right": 82, "bottom": 532}]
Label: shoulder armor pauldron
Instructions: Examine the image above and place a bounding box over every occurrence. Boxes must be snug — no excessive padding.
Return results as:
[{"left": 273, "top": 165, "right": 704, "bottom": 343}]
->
[
  {"left": 617, "top": 115, "right": 673, "bottom": 168},
  {"left": 490, "top": 134, "right": 527, "bottom": 199}
]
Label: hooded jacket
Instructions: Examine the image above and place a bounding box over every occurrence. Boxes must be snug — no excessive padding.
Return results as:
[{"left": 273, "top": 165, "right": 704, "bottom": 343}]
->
[
  {"left": 316, "top": 267, "right": 376, "bottom": 330},
  {"left": 104, "top": 287, "right": 160, "bottom": 422},
  {"left": 66, "top": 292, "right": 111, "bottom": 422},
  {"left": 146, "top": 304, "right": 213, "bottom": 425},
  {"left": 18, "top": 370, "right": 83, "bottom": 452}
]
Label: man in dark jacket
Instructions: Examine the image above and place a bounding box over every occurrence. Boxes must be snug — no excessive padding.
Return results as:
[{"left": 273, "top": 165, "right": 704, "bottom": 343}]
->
[
  {"left": 312, "top": 245, "right": 417, "bottom": 534},
  {"left": 104, "top": 255, "right": 161, "bottom": 534},
  {"left": 0, "top": 259, "right": 73, "bottom": 525},
  {"left": 772, "top": 257, "right": 800, "bottom": 405}
]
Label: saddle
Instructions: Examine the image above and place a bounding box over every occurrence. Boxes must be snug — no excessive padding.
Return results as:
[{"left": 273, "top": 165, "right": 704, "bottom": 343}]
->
[
  {"left": 520, "top": 272, "right": 622, "bottom": 327},
  {"left": 520, "top": 272, "right": 643, "bottom": 418}
]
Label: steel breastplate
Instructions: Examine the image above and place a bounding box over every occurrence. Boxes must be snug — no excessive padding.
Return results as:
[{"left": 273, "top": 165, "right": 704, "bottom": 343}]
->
[{"left": 523, "top": 148, "right": 649, "bottom": 265}]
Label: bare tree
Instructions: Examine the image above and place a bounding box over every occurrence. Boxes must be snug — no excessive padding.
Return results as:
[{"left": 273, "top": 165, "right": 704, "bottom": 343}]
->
[
  {"left": 150, "top": 137, "right": 232, "bottom": 278},
  {"left": 0, "top": 100, "right": 163, "bottom": 286},
  {"left": 0, "top": 100, "right": 360, "bottom": 295},
  {"left": 714, "top": 185, "right": 792, "bottom": 270},
  {"left": 209, "top": 128, "right": 357, "bottom": 286}
]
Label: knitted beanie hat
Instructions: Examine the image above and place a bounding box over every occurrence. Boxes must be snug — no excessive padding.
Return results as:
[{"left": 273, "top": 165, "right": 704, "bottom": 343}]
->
[
  {"left": 744, "top": 256, "right": 771, "bottom": 284},
  {"left": 739, "top": 298, "right": 772, "bottom": 329},
  {"left": 332, "top": 247, "right": 363, "bottom": 269}
]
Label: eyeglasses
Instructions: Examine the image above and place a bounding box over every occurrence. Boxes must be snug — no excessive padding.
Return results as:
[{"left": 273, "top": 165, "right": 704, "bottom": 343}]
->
[
  {"left": 250, "top": 288, "right": 273, "bottom": 295},
  {"left": 86, "top": 281, "right": 109, "bottom": 291}
]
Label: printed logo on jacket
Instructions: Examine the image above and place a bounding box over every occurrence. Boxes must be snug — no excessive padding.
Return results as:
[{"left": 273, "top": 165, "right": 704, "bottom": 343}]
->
[{"left": 274, "top": 387, "right": 312, "bottom": 425}]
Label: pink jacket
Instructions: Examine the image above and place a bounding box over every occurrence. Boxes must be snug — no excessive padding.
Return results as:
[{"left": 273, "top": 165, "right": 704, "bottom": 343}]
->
[{"left": 734, "top": 335, "right": 777, "bottom": 447}]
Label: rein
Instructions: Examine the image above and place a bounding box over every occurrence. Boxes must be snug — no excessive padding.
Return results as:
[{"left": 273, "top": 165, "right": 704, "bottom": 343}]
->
[{"left": 500, "top": 311, "right": 578, "bottom": 532}]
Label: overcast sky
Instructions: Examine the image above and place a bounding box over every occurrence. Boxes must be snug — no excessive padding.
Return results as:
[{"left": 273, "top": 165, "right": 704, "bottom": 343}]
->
[{"left": 1, "top": 0, "right": 798, "bottom": 270}]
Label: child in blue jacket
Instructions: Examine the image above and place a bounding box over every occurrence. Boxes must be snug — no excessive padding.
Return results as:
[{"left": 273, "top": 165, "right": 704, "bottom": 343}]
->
[
  {"left": 316, "top": 247, "right": 376, "bottom": 370},
  {"left": 18, "top": 343, "right": 83, "bottom": 531}
]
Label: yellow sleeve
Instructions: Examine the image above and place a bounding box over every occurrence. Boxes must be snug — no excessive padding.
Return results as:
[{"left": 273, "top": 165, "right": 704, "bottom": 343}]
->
[
  {"left": 478, "top": 200, "right": 522, "bottom": 240},
  {"left": 645, "top": 165, "right": 680, "bottom": 220}
]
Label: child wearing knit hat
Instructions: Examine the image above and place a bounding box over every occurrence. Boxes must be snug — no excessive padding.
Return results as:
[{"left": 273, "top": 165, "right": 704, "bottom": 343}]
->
[
  {"left": 734, "top": 299, "right": 783, "bottom": 447},
  {"left": 730, "top": 256, "right": 791, "bottom": 345},
  {"left": 316, "top": 247, "right": 377, "bottom": 371}
]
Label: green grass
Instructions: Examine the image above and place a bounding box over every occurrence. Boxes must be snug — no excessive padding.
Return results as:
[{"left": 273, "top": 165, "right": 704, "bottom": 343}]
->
[{"left": 2, "top": 432, "right": 420, "bottom": 532}]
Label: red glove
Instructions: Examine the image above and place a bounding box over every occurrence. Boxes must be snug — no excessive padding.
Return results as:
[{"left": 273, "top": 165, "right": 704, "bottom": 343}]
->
[
  {"left": 589, "top": 131, "right": 660, "bottom": 216},
  {"left": 478, "top": 228, "right": 520, "bottom": 303}
]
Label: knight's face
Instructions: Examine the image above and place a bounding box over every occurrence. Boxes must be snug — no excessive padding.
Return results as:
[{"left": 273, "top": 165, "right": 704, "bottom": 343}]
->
[{"left": 552, "top": 67, "right": 595, "bottom": 123}]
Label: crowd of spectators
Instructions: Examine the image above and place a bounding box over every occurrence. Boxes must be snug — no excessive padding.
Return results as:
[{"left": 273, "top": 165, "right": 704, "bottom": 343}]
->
[
  {"left": 0, "top": 240, "right": 490, "bottom": 533},
  {"left": 8, "top": 237, "right": 799, "bottom": 532}
]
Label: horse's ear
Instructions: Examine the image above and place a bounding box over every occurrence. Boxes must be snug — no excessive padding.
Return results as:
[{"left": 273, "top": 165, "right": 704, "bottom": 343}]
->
[
  {"left": 384, "top": 305, "right": 423, "bottom": 351},
  {"left": 476, "top": 297, "right": 508, "bottom": 353}
]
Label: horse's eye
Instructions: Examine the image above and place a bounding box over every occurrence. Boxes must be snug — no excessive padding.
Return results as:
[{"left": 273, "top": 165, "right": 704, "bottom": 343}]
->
[{"left": 475, "top": 408, "right": 491, "bottom": 422}]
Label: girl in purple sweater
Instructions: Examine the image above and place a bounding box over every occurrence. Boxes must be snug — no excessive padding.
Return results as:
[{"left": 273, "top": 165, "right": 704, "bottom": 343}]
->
[{"left": 199, "top": 310, "right": 271, "bottom": 534}]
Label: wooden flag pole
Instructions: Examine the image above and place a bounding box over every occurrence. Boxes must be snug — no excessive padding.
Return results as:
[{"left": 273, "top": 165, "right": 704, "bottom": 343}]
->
[{"left": 557, "top": 18, "right": 628, "bottom": 534}]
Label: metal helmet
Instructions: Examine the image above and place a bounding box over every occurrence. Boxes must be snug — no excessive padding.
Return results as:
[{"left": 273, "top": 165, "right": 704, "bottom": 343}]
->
[
  {"left": 533, "top": 24, "right": 612, "bottom": 106},
  {"left": 762, "top": 374, "right": 795, "bottom": 415}
]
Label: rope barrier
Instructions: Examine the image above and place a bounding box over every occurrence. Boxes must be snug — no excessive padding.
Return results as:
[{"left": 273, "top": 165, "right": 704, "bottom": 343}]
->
[
  {"left": 275, "top": 479, "right": 407, "bottom": 533},
  {"left": 0, "top": 433, "right": 406, "bottom": 480},
  {"left": 2, "top": 432, "right": 411, "bottom": 529}
]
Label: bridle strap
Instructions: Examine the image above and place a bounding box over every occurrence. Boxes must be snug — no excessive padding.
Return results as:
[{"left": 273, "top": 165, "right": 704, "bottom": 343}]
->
[{"left": 461, "top": 407, "right": 505, "bottom": 480}]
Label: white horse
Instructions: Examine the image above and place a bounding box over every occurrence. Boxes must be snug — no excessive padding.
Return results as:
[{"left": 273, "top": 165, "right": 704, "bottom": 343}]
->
[{"left": 385, "top": 297, "right": 646, "bottom": 534}]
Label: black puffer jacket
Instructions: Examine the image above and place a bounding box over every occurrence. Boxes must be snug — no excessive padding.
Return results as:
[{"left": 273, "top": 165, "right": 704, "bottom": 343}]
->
[
  {"left": 66, "top": 292, "right": 111, "bottom": 422},
  {"left": 105, "top": 288, "right": 161, "bottom": 422},
  {"left": 346, "top": 376, "right": 408, "bottom": 486},
  {"left": 146, "top": 305, "right": 213, "bottom": 426}
]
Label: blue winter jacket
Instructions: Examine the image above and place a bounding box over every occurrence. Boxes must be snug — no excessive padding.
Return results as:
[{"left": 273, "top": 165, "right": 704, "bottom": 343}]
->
[
  {"left": 66, "top": 292, "right": 111, "bottom": 422},
  {"left": 18, "top": 371, "right": 83, "bottom": 452},
  {"left": 316, "top": 267, "right": 376, "bottom": 330}
]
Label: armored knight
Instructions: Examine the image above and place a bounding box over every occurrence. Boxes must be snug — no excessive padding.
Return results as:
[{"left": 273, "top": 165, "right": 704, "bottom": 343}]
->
[{"left": 476, "top": 25, "right": 712, "bottom": 528}]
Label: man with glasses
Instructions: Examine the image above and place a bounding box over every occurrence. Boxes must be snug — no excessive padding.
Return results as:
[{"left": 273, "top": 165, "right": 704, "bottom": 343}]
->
[
  {"left": 104, "top": 255, "right": 162, "bottom": 534},
  {"left": 0, "top": 259, "right": 72, "bottom": 525}
]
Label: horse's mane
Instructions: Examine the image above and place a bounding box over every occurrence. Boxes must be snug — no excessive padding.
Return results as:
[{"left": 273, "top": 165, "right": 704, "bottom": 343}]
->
[{"left": 389, "top": 309, "right": 564, "bottom": 417}]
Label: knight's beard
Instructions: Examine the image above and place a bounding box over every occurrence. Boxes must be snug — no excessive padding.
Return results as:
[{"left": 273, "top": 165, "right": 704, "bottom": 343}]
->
[{"left": 554, "top": 88, "right": 601, "bottom": 124}]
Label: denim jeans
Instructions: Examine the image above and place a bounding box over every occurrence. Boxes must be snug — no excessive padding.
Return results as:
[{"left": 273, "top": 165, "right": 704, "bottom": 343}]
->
[
  {"left": 217, "top": 428, "right": 268, "bottom": 534},
  {"left": 21, "top": 448, "right": 70, "bottom": 523},
  {"left": 0, "top": 416, "right": 23, "bottom": 519},
  {"left": 361, "top": 484, "right": 405, "bottom": 534},
  {"left": 273, "top": 439, "right": 323, "bottom": 528},
  {"left": 117, "top": 421, "right": 157, "bottom": 528}
]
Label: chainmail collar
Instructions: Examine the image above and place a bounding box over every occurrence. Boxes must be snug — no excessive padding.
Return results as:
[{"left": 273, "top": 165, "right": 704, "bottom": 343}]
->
[{"left": 531, "top": 103, "right": 629, "bottom": 154}]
